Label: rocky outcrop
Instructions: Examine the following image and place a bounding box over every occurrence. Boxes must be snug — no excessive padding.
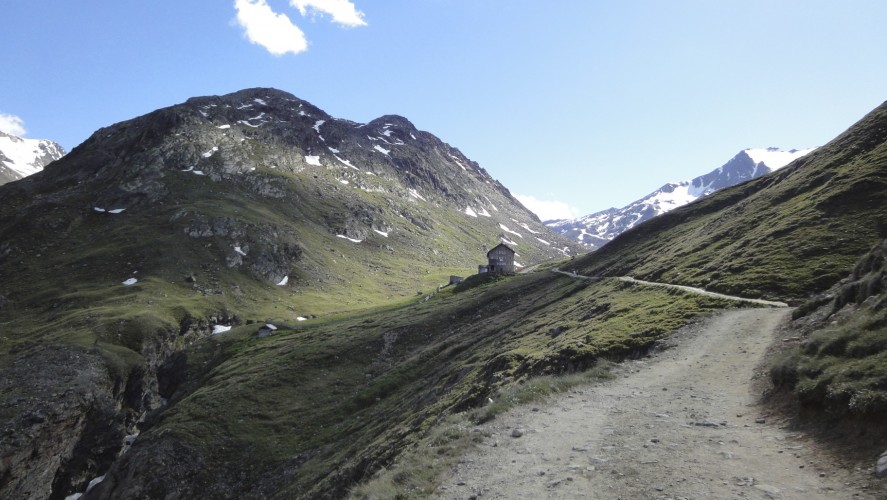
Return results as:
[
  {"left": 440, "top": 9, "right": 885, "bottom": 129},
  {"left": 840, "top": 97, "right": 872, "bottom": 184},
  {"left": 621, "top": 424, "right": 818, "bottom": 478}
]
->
[{"left": 0, "top": 346, "right": 123, "bottom": 500}]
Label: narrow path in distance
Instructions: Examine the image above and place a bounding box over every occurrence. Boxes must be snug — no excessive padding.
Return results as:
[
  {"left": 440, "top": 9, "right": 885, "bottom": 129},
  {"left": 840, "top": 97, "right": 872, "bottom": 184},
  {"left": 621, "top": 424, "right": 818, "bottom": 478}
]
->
[
  {"left": 551, "top": 268, "right": 789, "bottom": 307},
  {"left": 438, "top": 308, "right": 878, "bottom": 499}
]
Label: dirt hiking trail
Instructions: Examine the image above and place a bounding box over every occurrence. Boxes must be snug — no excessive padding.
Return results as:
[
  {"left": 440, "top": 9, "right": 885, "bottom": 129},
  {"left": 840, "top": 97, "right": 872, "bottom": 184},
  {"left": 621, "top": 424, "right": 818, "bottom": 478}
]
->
[{"left": 439, "top": 309, "right": 881, "bottom": 499}]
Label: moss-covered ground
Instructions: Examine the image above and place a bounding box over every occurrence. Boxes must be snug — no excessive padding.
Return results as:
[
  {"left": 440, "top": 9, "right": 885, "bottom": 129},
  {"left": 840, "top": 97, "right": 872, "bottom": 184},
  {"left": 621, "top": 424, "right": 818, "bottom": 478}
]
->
[{"left": 136, "top": 268, "right": 748, "bottom": 497}]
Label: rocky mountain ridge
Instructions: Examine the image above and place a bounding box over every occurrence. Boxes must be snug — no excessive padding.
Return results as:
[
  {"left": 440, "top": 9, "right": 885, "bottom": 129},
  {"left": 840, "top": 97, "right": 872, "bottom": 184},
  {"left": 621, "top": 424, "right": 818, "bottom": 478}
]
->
[
  {"left": 0, "top": 130, "right": 66, "bottom": 185},
  {"left": 547, "top": 147, "right": 814, "bottom": 248}
]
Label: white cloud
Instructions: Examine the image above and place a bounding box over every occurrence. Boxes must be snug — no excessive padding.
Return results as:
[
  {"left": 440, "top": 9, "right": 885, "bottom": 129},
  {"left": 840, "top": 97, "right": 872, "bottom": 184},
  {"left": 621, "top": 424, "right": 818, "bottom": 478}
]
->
[
  {"left": 0, "top": 113, "right": 26, "bottom": 136},
  {"left": 514, "top": 194, "right": 580, "bottom": 222},
  {"left": 234, "top": 0, "right": 309, "bottom": 56},
  {"left": 290, "top": 0, "right": 366, "bottom": 27}
]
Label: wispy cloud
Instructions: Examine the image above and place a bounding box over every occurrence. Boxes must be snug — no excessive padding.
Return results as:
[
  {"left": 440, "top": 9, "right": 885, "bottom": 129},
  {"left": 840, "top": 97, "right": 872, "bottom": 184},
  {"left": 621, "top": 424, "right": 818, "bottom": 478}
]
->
[
  {"left": 234, "top": 0, "right": 365, "bottom": 56},
  {"left": 514, "top": 194, "right": 579, "bottom": 222},
  {"left": 290, "top": 0, "right": 366, "bottom": 27},
  {"left": 0, "top": 113, "right": 26, "bottom": 136},
  {"left": 234, "top": 0, "right": 308, "bottom": 56}
]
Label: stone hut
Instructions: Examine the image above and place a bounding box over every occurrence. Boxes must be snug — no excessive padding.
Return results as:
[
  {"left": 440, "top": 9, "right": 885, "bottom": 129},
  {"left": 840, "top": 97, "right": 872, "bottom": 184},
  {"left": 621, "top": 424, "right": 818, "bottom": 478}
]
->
[{"left": 478, "top": 243, "right": 516, "bottom": 274}]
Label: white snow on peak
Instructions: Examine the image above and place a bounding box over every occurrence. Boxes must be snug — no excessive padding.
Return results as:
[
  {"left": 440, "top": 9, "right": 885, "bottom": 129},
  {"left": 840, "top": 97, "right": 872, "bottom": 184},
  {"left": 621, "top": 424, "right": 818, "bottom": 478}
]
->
[
  {"left": 277, "top": 276, "right": 289, "bottom": 286},
  {"left": 744, "top": 147, "right": 815, "bottom": 171},
  {"left": 265, "top": 323, "right": 279, "bottom": 330},
  {"left": 374, "top": 145, "right": 390, "bottom": 155},
  {"left": 337, "top": 235, "right": 363, "bottom": 243},
  {"left": 0, "top": 133, "right": 65, "bottom": 178},
  {"left": 122, "top": 278, "right": 138, "bottom": 286},
  {"left": 234, "top": 246, "right": 247, "bottom": 256},
  {"left": 339, "top": 179, "right": 349, "bottom": 185},
  {"left": 305, "top": 155, "right": 322, "bottom": 166},
  {"left": 464, "top": 206, "right": 478, "bottom": 217},
  {"left": 478, "top": 207, "right": 491, "bottom": 217},
  {"left": 94, "top": 207, "right": 106, "bottom": 213},
  {"left": 108, "top": 209, "right": 125, "bottom": 214},
  {"left": 536, "top": 237, "right": 551, "bottom": 246},
  {"left": 212, "top": 325, "right": 232, "bottom": 335},
  {"left": 639, "top": 183, "right": 700, "bottom": 216},
  {"left": 296, "top": 317, "right": 308, "bottom": 322},
  {"left": 192, "top": 170, "right": 205, "bottom": 176},
  {"left": 410, "top": 133, "right": 417, "bottom": 140},
  {"left": 313, "top": 120, "right": 326, "bottom": 133},
  {"left": 374, "top": 229, "right": 389, "bottom": 237},
  {"left": 409, "top": 188, "right": 426, "bottom": 201},
  {"left": 202, "top": 147, "right": 218, "bottom": 158},
  {"left": 328, "top": 147, "right": 340, "bottom": 154},
  {"left": 499, "top": 223, "right": 523, "bottom": 238},
  {"left": 216, "top": 124, "right": 231, "bottom": 130},
  {"left": 254, "top": 98, "right": 267, "bottom": 105},
  {"left": 501, "top": 237, "right": 518, "bottom": 246}
]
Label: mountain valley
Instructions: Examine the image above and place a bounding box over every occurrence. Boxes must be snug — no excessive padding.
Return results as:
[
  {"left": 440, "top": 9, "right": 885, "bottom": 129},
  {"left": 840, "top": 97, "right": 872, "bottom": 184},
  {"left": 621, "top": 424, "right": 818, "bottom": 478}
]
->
[{"left": 0, "top": 90, "right": 885, "bottom": 499}]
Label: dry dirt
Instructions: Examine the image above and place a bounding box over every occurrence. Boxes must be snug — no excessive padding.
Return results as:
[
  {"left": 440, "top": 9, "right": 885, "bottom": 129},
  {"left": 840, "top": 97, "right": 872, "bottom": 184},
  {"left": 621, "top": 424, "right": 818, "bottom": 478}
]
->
[{"left": 438, "top": 308, "right": 885, "bottom": 499}]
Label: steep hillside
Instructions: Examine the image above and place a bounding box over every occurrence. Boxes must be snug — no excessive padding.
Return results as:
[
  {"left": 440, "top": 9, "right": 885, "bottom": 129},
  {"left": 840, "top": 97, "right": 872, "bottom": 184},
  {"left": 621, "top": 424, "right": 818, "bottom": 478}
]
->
[
  {"left": 772, "top": 238, "right": 887, "bottom": 418},
  {"left": 565, "top": 101, "right": 887, "bottom": 301},
  {"left": 0, "top": 130, "right": 66, "bottom": 185},
  {"left": 548, "top": 147, "right": 814, "bottom": 249},
  {"left": 85, "top": 270, "right": 742, "bottom": 499}
]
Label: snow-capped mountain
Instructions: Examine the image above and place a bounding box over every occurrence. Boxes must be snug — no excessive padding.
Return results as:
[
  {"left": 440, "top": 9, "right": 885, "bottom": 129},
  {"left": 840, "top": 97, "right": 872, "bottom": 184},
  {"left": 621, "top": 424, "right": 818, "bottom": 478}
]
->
[
  {"left": 547, "top": 147, "right": 815, "bottom": 249},
  {"left": 0, "top": 130, "right": 66, "bottom": 185}
]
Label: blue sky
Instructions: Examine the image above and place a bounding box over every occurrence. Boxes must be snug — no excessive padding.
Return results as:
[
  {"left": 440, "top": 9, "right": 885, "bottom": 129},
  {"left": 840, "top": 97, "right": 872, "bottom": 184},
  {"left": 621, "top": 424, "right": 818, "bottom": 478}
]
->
[{"left": 2, "top": 1, "right": 885, "bottom": 220}]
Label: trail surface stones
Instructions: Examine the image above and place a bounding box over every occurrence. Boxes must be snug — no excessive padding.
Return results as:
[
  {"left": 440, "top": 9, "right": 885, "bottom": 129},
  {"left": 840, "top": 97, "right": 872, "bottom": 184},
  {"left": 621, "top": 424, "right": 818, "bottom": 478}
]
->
[{"left": 441, "top": 309, "right": 882, "bottom": 499}]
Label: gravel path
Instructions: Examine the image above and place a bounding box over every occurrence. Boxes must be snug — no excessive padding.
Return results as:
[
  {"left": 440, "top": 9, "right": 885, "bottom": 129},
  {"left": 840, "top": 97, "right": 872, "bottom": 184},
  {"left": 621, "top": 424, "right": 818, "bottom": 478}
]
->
[
  {"left": 439, "top": 308, "right": 880, "bottom": 499},
  {"left": 551, "top": 268, "right": 789, "bottom": 307}
]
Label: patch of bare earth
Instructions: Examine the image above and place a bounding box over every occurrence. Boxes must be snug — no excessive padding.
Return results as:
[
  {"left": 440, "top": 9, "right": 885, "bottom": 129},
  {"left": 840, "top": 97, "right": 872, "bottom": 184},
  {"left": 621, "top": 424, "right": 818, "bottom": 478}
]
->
[{"left": 439, "top": 309, "right": 885, "bottom": 499}]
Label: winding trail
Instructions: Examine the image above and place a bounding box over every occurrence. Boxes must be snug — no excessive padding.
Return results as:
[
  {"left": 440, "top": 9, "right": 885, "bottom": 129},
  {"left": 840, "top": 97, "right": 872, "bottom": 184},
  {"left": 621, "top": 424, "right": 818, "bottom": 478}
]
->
[
  {"left": 439, "top": 308, "right": 878, "bottom": 499},
  {"left": 551, "top": 268, "right": 789, "bottom": 307}
]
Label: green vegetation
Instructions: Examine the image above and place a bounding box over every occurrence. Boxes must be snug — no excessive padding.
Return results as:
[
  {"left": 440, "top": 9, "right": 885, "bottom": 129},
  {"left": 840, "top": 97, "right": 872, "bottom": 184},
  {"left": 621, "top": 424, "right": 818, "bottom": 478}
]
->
[
  {"left": 132, "top": 269, "right": 742, "bottom": 497},
  {"left": 567, "top": 102, "right": 887, "bottom": 302},
  {"left": 771, "top": 240, "right": 887, "bottom": 417}
]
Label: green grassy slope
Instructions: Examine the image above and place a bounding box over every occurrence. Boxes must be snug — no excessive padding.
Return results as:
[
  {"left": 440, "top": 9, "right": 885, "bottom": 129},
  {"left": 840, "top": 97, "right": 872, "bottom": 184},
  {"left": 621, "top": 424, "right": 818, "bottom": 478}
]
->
[
  {"left": 95, "top": 267, "right": 746, "bottom": 498},
  {"left": 566, "top": 101, "right": 887, "bottom": 302},
  {"left": 771, "top": 238, "right": 887, "bottom": 417}
]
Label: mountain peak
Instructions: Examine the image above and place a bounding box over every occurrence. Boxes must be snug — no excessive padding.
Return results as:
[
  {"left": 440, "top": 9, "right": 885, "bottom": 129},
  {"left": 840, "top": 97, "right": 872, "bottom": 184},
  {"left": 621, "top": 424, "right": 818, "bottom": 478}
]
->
[
  {"left": 0, "top": 130, "right": 66, "bottom": 185},
  {"left": 547, "top": 146, "right": 816, "bottom": 248}
]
